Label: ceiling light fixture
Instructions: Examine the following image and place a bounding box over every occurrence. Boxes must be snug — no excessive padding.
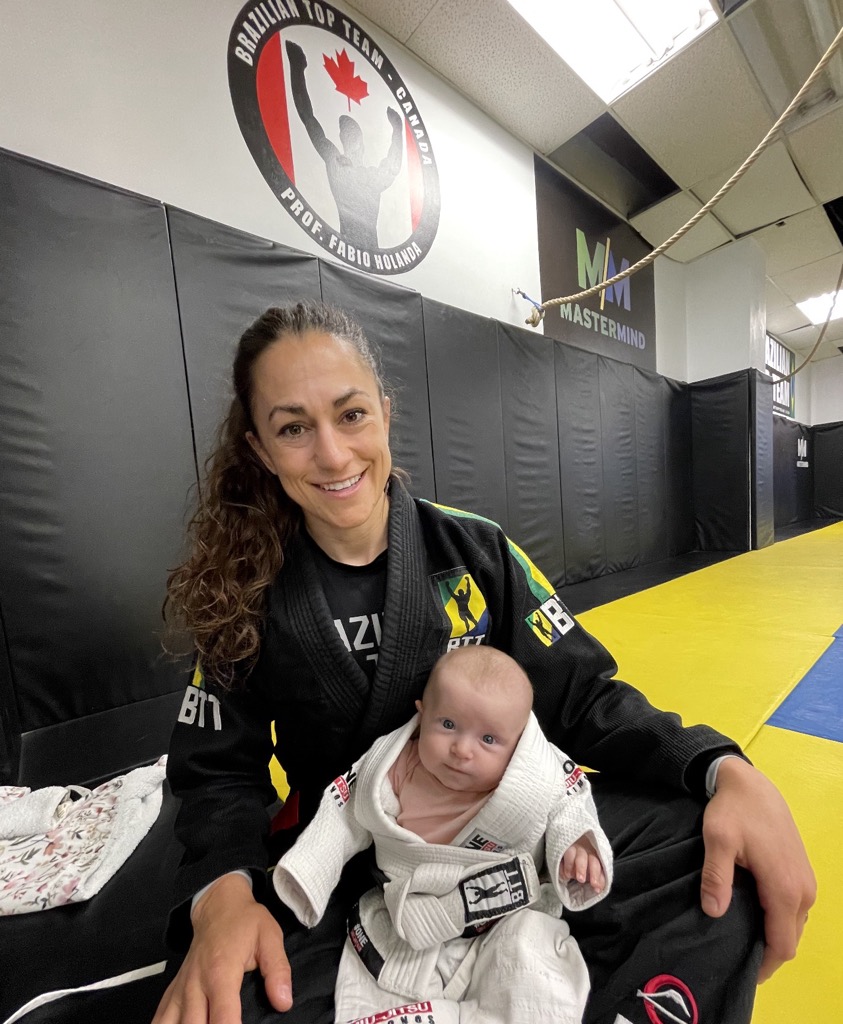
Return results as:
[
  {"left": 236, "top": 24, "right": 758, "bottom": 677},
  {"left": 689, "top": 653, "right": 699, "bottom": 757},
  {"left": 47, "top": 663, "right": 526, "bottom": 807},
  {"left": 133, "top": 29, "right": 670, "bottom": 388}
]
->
[
  {"left": 796, "top": 290, "right": 843, "bottom": 324},
  {"left": 504, "top": 0, "right": 719, "bottom": 103}
]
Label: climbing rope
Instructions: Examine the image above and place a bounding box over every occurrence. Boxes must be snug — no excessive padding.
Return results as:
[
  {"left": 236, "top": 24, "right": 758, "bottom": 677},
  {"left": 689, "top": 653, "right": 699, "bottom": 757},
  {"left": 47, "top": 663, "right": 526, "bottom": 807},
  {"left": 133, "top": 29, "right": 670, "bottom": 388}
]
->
[
  {"left": 769, "top": 256, "right": 843, "bottom": 384},
  {"left": 521, "top": 21, "right": 843, "bottom": 332}
]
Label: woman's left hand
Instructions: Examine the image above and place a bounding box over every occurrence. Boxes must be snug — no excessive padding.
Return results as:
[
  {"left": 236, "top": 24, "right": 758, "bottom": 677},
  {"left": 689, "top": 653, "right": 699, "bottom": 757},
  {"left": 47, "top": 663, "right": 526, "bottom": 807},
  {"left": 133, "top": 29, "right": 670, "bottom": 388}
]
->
[{"left": 700, "top": 756, "right": 816, "bottom": 982}]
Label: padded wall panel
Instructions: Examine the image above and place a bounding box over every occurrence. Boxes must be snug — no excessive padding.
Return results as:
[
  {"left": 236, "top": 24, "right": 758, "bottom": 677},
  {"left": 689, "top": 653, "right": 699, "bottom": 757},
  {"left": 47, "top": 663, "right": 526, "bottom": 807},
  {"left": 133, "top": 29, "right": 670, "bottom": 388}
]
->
[
  {"left": 497, "top": 324, "right": 565, "bottom": 586},
  {"left": 167, "top": 208, "right": 322, "bottom": 467},
  {"left": 422, "top": 300, "right": 508, "bottom": 526},
  {"left": 599, "top": 358, "right": 640, "bottom": 572},
  {"left": 773, "top": 415, "right": 813, "bottom": 527},
  {"left": 665, "top": 383, "right": 695, "bottom": 557},
  {"left": 555, "top": 344, "right": 606, "bottom": 582},
  {"left": 750, "top": 370, "right": 775, "bottom": 549},
  {"left": 691, "top": 372, "right": 750, "bottom": 551},
  {"left": 813, "top": 420, "right": 843, "bottom": 517},
  {"left": 0, "top": 153, "right": 196, "bottom": 739},
  {"left": 320, "top": 264, "right": 435, "bottom": 499},
  {"left": 0, "top": 604, "right": 19, "bottom": 783},
  {"left": 633, "top": 370, "right": 694, "bottom": 563}
]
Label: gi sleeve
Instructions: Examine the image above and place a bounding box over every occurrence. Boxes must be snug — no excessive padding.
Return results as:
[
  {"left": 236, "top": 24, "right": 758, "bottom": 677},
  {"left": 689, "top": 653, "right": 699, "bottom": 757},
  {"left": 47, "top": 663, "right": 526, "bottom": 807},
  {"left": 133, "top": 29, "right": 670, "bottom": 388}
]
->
[
  {"left": 544, "top": 749, "right": 613, "bottom": 911},
  {"left": 488, "top": 530, "right": 744, "bottom": 795},
  {"left": 272, "top": 761, "right": 373, "bottom": 928},
  {"left": 166, "top": 664, "right": 277, "bottom": 950}
]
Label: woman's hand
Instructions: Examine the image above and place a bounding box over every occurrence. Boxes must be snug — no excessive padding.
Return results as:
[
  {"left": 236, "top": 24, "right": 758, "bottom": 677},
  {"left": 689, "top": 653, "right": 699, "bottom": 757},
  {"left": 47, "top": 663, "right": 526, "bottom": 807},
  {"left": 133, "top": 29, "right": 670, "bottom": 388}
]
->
[
  {"left": 559, "top": 834, "right": 606, "bottom": 893},
  {"left": 700, "top": 757, "right": 816, "bottom": 982},
  {"left": 152, "top": 873, "right": 292, "bottom": 1024}
]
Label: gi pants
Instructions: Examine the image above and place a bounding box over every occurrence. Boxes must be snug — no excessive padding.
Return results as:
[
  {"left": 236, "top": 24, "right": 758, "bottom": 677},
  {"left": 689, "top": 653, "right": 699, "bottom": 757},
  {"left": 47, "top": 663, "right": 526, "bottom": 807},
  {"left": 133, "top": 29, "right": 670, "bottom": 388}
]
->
[{"left": 237, "top": 780, "right": 764, "bottom": 1024}]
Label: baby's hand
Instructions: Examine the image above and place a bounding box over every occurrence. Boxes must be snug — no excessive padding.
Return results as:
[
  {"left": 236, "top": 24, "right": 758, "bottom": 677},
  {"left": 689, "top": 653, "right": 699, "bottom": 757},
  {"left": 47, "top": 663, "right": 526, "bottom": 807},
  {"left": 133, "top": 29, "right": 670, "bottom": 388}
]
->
[{"left": 559, "top": 835, "right": 605, "bottom": 893}]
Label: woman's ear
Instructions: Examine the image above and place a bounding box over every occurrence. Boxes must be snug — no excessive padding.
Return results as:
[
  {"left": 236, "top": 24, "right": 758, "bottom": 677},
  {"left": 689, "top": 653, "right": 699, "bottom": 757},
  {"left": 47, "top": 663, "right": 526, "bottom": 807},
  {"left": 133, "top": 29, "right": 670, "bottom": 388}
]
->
[
  {"left": 245, "top": 430, "right": 276, "bottom": 476},
  {"left": 414, "top": 699, "right": 423, "bottom": 715},
  {"left": 382, "top": 396, "right": 391, "bottom": 440}
]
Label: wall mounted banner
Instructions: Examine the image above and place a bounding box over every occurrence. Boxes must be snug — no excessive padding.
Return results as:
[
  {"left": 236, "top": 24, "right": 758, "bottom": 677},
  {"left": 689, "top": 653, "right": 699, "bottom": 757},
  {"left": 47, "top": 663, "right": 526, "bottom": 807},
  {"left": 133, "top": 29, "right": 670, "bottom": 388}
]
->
[
  {"left": 765, "top": 333, "right": 795, "bottom": 418},
  {"left": 229, "top": 0, "right": 441, "bottom": 275},
  {"left": 534, "top": 156, "right": 656, "bottom": 370}
]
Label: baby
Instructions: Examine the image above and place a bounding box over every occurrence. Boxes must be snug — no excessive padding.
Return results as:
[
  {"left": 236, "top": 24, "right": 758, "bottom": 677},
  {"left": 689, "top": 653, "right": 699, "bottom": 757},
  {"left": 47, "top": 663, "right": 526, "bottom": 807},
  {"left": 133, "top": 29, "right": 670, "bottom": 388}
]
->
[{"left": 274, "top": 646, "right": 612, "bottom": 1024}]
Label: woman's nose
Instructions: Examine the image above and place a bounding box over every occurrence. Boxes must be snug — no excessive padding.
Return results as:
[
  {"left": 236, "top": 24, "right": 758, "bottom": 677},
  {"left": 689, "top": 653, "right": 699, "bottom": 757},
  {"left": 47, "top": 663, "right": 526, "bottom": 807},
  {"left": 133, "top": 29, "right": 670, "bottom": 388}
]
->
[{"left": 313, "top": 426, "right": 348, "bottom": 469}]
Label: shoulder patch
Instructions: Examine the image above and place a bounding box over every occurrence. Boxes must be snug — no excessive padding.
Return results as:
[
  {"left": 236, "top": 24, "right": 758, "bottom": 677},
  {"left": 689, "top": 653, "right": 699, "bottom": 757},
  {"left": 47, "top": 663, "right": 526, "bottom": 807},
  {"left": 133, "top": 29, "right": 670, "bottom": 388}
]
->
[
  {"left": 526, "top": 594, "right": 576, "bottom": 647},
  {"left": 430, "top": 569, "right": 489, "bottom": 649}
]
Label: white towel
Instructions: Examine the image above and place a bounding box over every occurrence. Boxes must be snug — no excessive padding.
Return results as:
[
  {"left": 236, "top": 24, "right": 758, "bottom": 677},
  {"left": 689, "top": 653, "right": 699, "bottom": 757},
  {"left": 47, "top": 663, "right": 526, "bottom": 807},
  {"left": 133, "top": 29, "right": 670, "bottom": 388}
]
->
[{"left": 0, "top": 757, "right": 166, "bottom": 915}]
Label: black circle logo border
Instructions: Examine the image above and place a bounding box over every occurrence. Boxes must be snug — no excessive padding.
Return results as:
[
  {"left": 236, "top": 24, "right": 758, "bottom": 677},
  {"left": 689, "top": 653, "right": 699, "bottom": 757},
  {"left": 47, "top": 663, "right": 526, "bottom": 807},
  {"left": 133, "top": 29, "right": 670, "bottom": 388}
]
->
[{"left": 228, "top": 0, "right": 441, "bottom": 275}]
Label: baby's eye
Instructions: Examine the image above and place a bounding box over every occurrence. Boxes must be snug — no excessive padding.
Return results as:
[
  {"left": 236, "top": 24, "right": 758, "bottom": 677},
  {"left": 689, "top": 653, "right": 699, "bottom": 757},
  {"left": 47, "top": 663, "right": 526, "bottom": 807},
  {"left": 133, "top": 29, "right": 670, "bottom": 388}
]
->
[
  {"left": 482, "top": 734, "right": 495, "bottom": 745},
  {"left": 442, "top": 719, "right": 455, "bottom": 730}
]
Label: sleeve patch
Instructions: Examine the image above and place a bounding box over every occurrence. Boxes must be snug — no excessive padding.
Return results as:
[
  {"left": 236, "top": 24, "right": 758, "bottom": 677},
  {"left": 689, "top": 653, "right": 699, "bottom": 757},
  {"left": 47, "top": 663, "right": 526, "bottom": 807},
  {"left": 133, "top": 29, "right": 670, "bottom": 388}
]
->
[{"left": 526, "top": 595, "right": 575, "bottom": 647}]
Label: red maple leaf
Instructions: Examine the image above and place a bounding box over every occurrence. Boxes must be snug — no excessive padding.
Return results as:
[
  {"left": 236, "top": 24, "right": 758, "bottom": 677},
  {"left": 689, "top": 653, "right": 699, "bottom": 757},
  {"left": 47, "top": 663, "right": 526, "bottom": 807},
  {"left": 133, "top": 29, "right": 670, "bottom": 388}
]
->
[{"left": 323, "top": 49, "right": 369, "bottom": 111}]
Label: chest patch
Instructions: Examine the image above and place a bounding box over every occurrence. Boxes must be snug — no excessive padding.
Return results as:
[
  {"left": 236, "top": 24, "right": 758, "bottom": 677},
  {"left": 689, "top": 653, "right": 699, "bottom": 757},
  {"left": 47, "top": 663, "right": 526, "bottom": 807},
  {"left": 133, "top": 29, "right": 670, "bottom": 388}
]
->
[{"left": 430, "top": 569, "right": 489, "bottom": 649}]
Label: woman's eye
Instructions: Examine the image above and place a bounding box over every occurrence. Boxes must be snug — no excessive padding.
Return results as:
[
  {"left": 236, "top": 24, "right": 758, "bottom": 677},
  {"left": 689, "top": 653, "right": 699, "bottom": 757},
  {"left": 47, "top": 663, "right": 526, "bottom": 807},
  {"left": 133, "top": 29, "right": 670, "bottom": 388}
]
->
[
  {"left": 442, "top": 719, "right": 455, "bottom": 730},
  {"left": 279, "top": 423, "right": 304, "bottom": 438},
  {"left": 482, "top": 734, "right": 495, "bottom": 745},
  {"left": 343, "top": 408, "right": 365, "bottom": 424}
]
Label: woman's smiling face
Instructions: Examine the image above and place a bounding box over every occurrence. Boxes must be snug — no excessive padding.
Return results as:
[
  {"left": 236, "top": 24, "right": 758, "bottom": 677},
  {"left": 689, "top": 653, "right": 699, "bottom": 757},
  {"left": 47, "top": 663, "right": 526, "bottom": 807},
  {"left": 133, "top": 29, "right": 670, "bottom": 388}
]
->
[{"left": 246, "top": 330, "right": 392, "bottom": 559}]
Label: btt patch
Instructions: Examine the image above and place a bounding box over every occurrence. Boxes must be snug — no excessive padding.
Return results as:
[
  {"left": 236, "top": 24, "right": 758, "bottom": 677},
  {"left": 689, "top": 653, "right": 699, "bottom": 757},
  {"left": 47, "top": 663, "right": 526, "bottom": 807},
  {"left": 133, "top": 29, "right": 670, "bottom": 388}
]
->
[
  {"left": 329, "top": 767, "right": 357, "bottom": 808},
  {"left": 459, "top": 858, "right": 529, "bottom": 924},
  {"left": 431, "top": 570, "right": 489, "bottom": 649},
  {"left": 637, "top": 975, "right": 699, "bottom": 1024},
  {"left": 526, "top": 594, "right": 575, "bottom": 647}
]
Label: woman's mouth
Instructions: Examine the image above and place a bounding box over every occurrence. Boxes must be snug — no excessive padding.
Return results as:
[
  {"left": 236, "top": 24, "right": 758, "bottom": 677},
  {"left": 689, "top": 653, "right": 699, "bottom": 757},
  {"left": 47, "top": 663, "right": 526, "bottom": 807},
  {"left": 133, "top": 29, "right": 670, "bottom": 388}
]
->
[{"left": 318, "top": 473, "right": 363, "bottom": 492}]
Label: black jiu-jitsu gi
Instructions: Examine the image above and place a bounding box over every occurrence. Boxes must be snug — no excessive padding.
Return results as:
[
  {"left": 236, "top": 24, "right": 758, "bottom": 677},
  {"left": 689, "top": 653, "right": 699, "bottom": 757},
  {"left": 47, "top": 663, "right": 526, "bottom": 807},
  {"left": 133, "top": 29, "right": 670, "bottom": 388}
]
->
[{"left": 166, "top": 477, "right": 761, "bottom": 1024}]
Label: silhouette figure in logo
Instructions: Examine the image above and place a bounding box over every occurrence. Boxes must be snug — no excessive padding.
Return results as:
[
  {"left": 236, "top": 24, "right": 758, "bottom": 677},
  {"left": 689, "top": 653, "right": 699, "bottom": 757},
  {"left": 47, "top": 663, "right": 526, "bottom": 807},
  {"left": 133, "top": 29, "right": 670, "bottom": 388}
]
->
[
  {"left": 285, "top": 41, "right": 403, "bottom": 250},
  {"left": 445, "top": 577, "right": 479, "bottom": 633},
  {"left": 532, "top": 613, "right": 554, "bottom": 642},
  {"left": 465, "top": 880, "right": 509, "bottom": 905}
]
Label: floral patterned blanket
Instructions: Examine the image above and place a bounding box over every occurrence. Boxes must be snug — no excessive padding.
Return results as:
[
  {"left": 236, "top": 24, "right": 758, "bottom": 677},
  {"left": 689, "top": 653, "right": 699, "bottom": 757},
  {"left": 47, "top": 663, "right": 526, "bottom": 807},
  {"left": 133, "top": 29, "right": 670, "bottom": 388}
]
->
[{"left": 0, "top": 757, "right": 166, "bottom": 915}]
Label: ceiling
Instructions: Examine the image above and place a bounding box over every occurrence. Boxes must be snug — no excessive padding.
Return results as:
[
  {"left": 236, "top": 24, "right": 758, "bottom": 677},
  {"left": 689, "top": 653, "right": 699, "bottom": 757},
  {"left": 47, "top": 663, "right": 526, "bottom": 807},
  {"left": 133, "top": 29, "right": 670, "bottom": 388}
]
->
[{"left": 346, "top": 0, "right": 843, "bottom": 362}]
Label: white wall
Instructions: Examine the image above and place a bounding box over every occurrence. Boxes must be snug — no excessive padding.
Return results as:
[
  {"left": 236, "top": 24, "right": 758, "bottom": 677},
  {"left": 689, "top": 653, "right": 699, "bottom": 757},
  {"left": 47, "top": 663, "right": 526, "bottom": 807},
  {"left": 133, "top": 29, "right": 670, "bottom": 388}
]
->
[
  {"left": 793, "top": 362, "right": 812, "bottom": 425},
  {"left": 810, "top": 357, "right": 843, "bottom": 424},
  {"left": 654, "top": 256, "right": 688, "bottom": 381},
  {"left": 685, "top": 239, "right": 767, "bottom": 382},
  {"left": 0, "top": 0, "right": 541, "bottom": 329}
]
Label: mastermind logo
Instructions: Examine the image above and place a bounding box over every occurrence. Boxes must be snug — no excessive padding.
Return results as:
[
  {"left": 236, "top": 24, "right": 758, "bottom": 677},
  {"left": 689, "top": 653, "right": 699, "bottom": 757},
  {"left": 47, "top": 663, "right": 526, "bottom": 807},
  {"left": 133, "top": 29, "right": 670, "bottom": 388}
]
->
[
  {"left": 557, "top": 228, "right": 647, "bottom": 351},
  {"left": 228, "top": 0, "right": 440, "bottom": 275},
  {"left": 637, "top": 975, "right": 699, "bottom": 1024}
]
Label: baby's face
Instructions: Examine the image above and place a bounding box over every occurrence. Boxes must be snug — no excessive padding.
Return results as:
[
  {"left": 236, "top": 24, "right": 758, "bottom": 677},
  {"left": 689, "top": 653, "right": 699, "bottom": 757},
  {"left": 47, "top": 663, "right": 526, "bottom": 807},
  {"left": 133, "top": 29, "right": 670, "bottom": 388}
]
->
[{"left": 415, "top": 669, "right": 527, "bottom": 793}]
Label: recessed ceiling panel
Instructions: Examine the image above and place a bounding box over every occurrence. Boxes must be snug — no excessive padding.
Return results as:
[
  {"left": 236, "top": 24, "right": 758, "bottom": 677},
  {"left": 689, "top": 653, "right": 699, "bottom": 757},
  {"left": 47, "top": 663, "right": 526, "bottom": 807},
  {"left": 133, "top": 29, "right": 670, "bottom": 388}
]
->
[
  {"left": 690, "top": 141, "right": 815, "bottom": 235},
  {"left": 789, "top": 105, "right": 843, "bottom": 204},
  {"left": 767, "top": 304, "right": 811, "bottom": 335},
  {"left": 753, "top": 207, "right": 843, "bottom": 277},
  {"left": 773, "top": 252, "right": 843, "bottom": 303},
  {"left": 612, "top": 24, "right": 773, "bottom": 188},
  {"left": 406, "top": 0, "right": 605, "bottom": 153},
  {"left": 766, "top": 277, "right": 793, "bottom": 313},
  {"left": 345, "top": 0, "right": 441, "bottom": 45},
  {"left": 630, "top": 190, "right": 732, "bottom": 263}
]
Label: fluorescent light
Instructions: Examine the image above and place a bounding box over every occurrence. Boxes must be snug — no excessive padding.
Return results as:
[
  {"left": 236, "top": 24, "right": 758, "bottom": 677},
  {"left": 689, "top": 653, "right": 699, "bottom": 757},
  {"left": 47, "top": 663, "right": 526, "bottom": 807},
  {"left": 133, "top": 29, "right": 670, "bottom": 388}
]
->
[
  {"left": 796, "top": 290, "right": 843, "bottom": 324},
  {"left": 505, "top": 0, "right": 719, "bottom": 103}
]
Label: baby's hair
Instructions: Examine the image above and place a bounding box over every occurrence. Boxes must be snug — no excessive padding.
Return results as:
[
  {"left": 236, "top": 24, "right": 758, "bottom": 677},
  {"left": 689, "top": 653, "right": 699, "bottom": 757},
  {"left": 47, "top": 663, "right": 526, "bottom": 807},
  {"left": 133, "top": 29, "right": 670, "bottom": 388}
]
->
[{"left": 425, "top": 646, "right": 533, "bottom": 710}]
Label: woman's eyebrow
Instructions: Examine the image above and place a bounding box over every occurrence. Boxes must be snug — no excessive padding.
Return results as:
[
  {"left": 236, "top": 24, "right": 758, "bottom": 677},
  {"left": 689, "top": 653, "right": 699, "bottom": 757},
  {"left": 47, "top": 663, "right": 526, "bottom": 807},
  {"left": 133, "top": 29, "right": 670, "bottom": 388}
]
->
[{"left": 267, "top": 389, "right": 370, "bottom": 421}]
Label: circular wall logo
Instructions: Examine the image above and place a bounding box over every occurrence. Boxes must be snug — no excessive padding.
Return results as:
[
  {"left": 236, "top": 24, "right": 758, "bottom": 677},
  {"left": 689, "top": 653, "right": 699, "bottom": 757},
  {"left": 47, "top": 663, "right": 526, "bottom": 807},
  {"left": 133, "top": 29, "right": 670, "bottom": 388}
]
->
[{"left": 228, "top": 0, "right": 440, "bottom": 275}]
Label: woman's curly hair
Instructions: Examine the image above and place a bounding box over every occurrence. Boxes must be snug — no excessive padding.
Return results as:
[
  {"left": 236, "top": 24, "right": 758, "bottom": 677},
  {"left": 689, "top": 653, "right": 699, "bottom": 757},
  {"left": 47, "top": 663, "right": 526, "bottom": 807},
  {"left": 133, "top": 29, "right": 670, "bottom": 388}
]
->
[{"left": 164, "top": 302, "right": 388, "bottom": 688}]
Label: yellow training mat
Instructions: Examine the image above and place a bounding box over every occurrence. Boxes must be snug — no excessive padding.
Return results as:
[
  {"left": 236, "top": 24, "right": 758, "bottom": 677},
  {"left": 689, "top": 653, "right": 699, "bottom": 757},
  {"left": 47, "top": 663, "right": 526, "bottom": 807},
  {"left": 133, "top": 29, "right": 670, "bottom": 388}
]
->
[
  {"left": 744, "top": 725, "right": 842, "bottom": 1024},
  {"left": 578, "top": 522, "right": 843, "bottom": 749}
]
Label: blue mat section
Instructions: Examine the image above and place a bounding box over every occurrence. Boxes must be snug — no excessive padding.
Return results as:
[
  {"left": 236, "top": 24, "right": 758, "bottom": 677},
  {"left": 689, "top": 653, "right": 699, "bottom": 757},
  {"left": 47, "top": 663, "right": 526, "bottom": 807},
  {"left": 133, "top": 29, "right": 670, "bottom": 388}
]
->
[{"left": 768, "top": 627, "right": 843, "bottom": 743}]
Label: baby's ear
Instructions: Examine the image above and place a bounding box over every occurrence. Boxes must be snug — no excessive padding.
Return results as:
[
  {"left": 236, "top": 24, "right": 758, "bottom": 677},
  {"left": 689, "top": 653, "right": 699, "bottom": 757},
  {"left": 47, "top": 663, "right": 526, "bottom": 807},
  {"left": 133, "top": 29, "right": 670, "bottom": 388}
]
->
[{"left": 414, "top": 699, "right": 423, "bottom": 715}]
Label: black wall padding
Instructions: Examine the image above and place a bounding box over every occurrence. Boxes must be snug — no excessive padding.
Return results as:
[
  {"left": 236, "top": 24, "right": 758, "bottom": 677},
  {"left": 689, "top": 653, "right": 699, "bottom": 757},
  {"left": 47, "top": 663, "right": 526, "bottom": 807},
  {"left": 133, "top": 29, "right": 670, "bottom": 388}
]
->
[
  {"left": 0, "top": 602, "right": 20, "bottom": 783},
  {"left": 634, "top": 370, "right": 694, "bottom": 562},
  {"left": 773, "top": 415, "right": 813, "bottom": 527},
  {"left": 554, "top": 344, "right": 606, "bottom": 582},
  {"left": 813, "top": 420, "right": 843, "bottom": 517},
  {"left": 599, "top": 357, "right": 640, "bottom": 573},
  {"left": 750, "top": 371, "right": 775, "bottom": 549},
  {"left": 0, "top": 153, "right": 197, "bottom": 780},
  {"left": 691, "top": 372, "right": 750, "bottom": 552},
  {"left": 167, "top": 208, "right": 323, "bottom": 468},
  {"left": 422, "top": 300, "right": 508, "bottom": 527},
  {"left": 496, "top": 323, "right": 565, "bottom": 585},
  {"left": 319, "top": 263, "right": 435, "bottom": 500}
]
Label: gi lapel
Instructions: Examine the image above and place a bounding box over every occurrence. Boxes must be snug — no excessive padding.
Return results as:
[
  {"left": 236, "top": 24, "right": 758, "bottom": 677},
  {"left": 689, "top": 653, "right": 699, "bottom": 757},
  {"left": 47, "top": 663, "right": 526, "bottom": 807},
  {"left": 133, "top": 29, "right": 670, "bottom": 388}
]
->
[{"left": 356, "top": 479, "right": 440, "bottom": 752}]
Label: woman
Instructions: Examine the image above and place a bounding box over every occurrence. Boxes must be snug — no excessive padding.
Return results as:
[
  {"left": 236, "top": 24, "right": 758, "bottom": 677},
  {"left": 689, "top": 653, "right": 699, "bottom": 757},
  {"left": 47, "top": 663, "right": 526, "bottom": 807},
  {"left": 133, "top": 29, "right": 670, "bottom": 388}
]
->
[{"left": 154, "top": 303, "right": 814, "bottom": 1024}]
